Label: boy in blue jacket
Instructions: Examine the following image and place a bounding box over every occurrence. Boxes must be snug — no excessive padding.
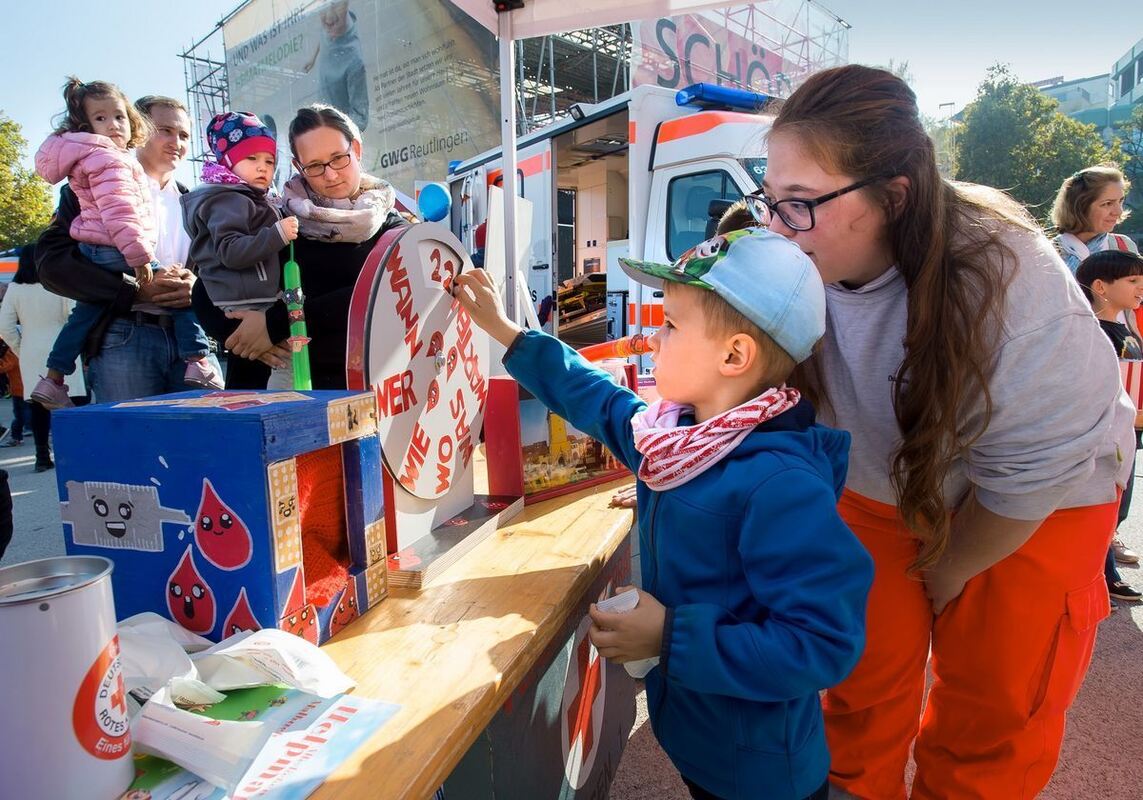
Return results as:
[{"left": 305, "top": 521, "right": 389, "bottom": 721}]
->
[{"left": 452, "top": 229, "right": 873, "bottom": 800}]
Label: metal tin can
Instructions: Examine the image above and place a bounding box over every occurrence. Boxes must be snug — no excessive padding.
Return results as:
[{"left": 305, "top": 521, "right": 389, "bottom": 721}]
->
[{"left": 0, "top": 556, "right": 134, "bottom": 798}]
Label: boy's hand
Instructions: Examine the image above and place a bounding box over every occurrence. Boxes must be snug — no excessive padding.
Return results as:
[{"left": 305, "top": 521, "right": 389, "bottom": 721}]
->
[
  {"left": 134, "top": 262, "right": 154, "bottom": 285},
  {"left": 279, "top": 216, "right": 300, "bottom": 242},
  {"left": 609, "top": 484, "right": 637, "bottom": 509},
  {"left": 588, "top": 588, "right": 665, "bottom": 662},
  {"left": 451, "top": 269, "right": 523, "bottom": 347}
]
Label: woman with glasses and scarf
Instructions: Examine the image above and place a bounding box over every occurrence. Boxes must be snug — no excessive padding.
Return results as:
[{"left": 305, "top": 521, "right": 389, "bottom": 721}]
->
[
  {"left": 192, "top": 103, "right": 406, "bottom": 389},
  {"left": 749, "top": 65, "right": 1134, "bottom": 800}
]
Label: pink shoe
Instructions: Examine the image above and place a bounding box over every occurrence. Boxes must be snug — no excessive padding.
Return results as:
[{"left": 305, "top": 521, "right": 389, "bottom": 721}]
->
[
  {"left": 30, "top": 377, "right": 74, "bottom": 410},
  {"left": 184, "top": 360, "right": 224, "bottom": 390}
]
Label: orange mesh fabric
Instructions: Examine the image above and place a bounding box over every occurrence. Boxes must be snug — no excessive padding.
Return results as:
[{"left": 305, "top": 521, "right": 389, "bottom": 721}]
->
[{"left": 295, "top": 445, "right": 349, "bottom": 607}]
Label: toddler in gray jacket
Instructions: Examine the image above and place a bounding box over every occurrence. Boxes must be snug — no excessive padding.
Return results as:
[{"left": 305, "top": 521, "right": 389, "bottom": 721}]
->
[{"left": 181, "top": 111, "right": 298, "bottom": 386}]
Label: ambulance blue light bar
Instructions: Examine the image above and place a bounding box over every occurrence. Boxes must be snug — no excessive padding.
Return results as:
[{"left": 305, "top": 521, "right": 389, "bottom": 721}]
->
[{"left": 675, "top": 83, "right": 770, "bottom": 112}]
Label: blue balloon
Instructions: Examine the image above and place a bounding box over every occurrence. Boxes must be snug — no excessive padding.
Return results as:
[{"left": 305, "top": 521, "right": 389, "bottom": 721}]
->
[{"left": 418, "top": 183, "right": 451, "bottom": 222}]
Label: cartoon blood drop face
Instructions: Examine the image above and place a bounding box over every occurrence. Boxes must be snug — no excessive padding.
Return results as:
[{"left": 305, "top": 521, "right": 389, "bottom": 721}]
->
[
  {"left": 446, "top": 347, "right": 459, "bottom": 379},
  {"left": 223, "top": 587, "right": 261, "bottom": 638},
  {"left": 194, "top": 478, "right": 252, "bottom": 570},
  {"left": 281, "top": 604, "right": 319, "bottom": 644},
  {"left": 329, "top": 583, "right": 360, "bottom": 638},
  {"left": 426, "top": 379, "right": 440, "bottom": 411},
  {"left": 167, "top": 546, "right": 216, "bottom": 635},
  {"left": 427, "top": 331, "right": 444, "bottom": 358}
]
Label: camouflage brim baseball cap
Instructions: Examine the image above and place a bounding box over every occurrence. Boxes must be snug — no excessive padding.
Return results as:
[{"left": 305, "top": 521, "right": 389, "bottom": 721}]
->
[
  {"left": 617, "top": 228, "right": 756, "bottom": 291},
  {"left": 618, "top": 228, "right": 825, "bottom": 363}
]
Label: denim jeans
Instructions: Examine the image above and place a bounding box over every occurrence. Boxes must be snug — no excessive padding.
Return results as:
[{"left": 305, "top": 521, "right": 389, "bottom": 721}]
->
[
  {"left": 87, "top": 317, "right": 223, "bottom": 403},
  {"left": 46, "top": 244, "right": 211, "bottom": 375}
]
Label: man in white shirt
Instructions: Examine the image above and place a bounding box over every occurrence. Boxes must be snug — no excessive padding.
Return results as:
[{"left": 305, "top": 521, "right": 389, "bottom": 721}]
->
[{"left": 38, "top": 96, "right": 223, "bottom": 401}]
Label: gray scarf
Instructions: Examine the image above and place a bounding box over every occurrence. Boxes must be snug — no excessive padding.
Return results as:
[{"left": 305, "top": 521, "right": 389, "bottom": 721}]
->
[{"left": 281, "top": 172, "right": 395, "bottom": 243}]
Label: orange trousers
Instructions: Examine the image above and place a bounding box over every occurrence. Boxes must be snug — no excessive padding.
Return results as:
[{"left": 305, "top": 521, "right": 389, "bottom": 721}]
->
[{"left": 824, "top": 490, "right": 1116, "bottom": 800}]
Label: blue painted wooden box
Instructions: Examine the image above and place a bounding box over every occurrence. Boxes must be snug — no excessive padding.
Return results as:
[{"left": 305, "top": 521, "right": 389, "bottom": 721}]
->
[{"left": 53, "top": 389, "right": 387, "bottom": 645}]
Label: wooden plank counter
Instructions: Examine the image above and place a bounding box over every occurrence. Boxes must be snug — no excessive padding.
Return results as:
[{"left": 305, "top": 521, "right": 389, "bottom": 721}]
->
[{"left": 313, "top": 476, "right": 637, "bottom": 799}]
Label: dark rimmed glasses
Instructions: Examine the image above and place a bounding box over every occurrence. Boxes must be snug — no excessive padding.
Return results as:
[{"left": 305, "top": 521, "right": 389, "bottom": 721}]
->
[
  {"left": 745, "top": 174, "right": 891, "bottom": 231},
  {"left": 298, "top": 151, "right": 353, "bottom": 178}
]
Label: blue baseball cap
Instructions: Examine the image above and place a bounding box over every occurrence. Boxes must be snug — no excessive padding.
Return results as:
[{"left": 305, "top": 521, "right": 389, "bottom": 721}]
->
[{"left": 618, "top": 229, "right": 825, "bottom": 363}]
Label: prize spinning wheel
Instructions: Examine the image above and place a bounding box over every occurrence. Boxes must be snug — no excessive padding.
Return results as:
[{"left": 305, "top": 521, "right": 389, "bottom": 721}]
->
[{"left": 346, "top": 223, "right": 488, "bottom": 500}]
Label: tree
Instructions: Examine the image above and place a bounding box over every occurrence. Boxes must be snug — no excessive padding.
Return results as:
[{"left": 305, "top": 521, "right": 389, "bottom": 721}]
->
[
  {"left": 954, "top": 65, "right": 1117, "bottom": 218},
  {"left": 923, "top": 113, "right": 957, "bottom": 178},
  {"left": 1116, "top": 105, "right": 1143, "bottom": 234},
  {"left": 0, "top": 112, "right": 53, "bottom": 251}
]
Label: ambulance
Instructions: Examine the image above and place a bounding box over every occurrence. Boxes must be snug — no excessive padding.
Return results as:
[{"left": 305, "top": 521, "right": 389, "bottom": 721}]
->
[{"left": 444, "top": 82, "right": 772, "bottom": 365}]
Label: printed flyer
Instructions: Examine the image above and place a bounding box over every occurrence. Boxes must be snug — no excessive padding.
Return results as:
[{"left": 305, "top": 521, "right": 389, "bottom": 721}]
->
[{"left": 121, "top": 685, "right": 398, "bottom": 800}]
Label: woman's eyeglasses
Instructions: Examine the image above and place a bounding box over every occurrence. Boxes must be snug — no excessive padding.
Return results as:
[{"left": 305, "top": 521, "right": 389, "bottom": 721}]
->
[
  {"left": 298, "top": 151, "right": 353, "bottom": 178},
  {"left": 745, "top": 174, "right": 891, "bottom": 231}
]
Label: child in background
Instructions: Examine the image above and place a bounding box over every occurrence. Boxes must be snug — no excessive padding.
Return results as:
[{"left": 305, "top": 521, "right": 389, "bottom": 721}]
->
[
  {"left": 31, "top": 77, "right": 219, "bottom": 410},
  {"left": 181, "top": 111, "right": 299, "bottom": 389},
  {"left": 693, "top": 198, "right": 764, "bottom": 258},
  {"left": 0, "top": 340, "right": 25, "bottom": 447},
  {"left": 453, "top": 229, "right": 873, "bottom": 800},
  {"left": 1076, "top": 249, "right": 1143, "bottom": 605},
  {"left": 715, "top": 198, "right": 757, "bottom": 235}
]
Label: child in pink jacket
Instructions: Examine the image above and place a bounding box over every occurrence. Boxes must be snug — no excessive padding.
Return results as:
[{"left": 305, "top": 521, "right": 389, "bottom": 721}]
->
[{"left": 30, "top": 77, "right": 220, "bottom": 409}]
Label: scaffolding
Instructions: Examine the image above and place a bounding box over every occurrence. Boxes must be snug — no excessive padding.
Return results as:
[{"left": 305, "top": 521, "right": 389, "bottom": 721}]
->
[
  {"left": 181, "top": 6, "right": 242, "bottom": 170},
  {"left": 513, "top": 2, "right": 849, "bottom": 130},
  {"left": 183, "top": 1, "right": 849, "bottom": 156}
]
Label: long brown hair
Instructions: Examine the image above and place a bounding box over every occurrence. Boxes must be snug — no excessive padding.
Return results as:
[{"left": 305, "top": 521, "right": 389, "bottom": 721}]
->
[
  {"left": 53, "top": 76, "right": 150, "bottom": 149},
  {"left": 774, "top": 65, "right": 1032, "bottom": 570}
]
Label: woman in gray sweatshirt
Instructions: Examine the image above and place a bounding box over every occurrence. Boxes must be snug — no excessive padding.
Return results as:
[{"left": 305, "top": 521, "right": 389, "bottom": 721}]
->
[{"left": 750, "top": 65, "right": 1134, "bottom": 800}]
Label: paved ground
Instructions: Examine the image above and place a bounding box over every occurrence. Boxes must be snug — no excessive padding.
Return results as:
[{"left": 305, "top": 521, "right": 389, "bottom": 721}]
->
[
  {"left": 3, "top": 420, "right": 1141, "bottom": 798},
  {"left": 0, "top": 438, "right": 66, "bottom": 568}
]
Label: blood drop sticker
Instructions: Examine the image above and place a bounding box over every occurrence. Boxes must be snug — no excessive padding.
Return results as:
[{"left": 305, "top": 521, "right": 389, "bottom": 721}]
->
[{"left": 72, "top": 636, "right": 131, "bottom": 760}]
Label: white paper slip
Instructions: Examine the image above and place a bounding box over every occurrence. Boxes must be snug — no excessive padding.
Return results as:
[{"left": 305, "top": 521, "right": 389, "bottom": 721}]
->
[
  {"left": 594, "top": 589, "right": 659, "bottom": 678},
  {"left": 596, "top": 588, "right": 640, "bottom": 613}
]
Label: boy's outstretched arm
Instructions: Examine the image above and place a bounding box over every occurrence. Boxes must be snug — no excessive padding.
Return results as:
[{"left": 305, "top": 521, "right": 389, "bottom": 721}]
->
[
  {"left": 451, "top": 270, "right": 523, "bottom": 347},
  {"left": 452, "top": 270, "right": 646, "bottom": 472}
]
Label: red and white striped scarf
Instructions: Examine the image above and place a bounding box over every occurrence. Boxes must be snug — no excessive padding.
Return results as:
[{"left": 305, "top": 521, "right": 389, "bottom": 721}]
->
[{"left": 632, "top": 386, "right": 800, "bottom": 490}]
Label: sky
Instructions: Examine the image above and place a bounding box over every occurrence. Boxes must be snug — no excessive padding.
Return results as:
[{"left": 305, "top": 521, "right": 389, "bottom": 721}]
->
[
  {"left": 1, "top": 0, "right": 1140, "bottom": 184},
  {"left": 819, "top": 0, "right": 1140, "bottom": 117},
  {"left": 0, "top": 0, "right": 238, "bottom": 187}
]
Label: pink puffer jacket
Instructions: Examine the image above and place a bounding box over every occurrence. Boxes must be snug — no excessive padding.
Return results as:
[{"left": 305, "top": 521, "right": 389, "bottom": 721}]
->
[{"left": 35, "top": 132, "right": 156, "bottom": 268}]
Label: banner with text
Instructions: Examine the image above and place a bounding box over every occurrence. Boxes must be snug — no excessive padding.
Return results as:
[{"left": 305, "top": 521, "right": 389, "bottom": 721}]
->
[
  {"left": 222, "top": 0, "right": 501, "bottom": 194},
  {"left": 631, "top": 4, "right": 835, "bottom": 98}
]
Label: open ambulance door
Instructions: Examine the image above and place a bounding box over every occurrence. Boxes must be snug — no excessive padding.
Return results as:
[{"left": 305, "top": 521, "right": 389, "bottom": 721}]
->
[{"left": 489, "top": 138, "right": 555, "bottom": 333}]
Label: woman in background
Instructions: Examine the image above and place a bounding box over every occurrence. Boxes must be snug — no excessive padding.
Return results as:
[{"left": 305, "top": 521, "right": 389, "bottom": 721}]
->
[
  {"left": 1052, "top": 164, "right": 1137, "bottom": 273},
  {"left": 0, "top": 245, "right": 87, "bottom": 472}
]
